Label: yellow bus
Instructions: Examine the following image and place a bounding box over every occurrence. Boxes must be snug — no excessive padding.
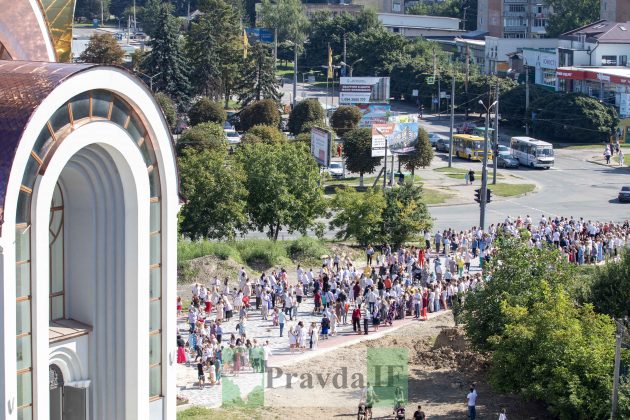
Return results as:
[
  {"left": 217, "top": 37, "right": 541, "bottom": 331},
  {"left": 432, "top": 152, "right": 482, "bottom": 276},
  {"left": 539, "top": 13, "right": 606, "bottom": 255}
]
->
[{"left": 452, "top": 134, "right": 493, "bottom": 161}]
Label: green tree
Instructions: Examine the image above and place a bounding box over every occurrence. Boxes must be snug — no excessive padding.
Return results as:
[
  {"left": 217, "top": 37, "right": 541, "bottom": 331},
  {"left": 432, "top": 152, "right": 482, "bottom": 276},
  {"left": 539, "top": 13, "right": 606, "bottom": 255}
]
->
[
  {"left": 241, "top": 125, "right": 287, "bottom": 145},
  {"left": 79, "top": 33, "right": 125, "bottom": 65},
  {"left": 177, "top": 122, "right": 227, "bottom": 154},
  {"left": 141, "top": 0, "right": 162, "bottom": 38},
  {"left": 399, "top": 127, "right": 433, "bottom": 176},
  {"left": 490, "top": 284, "right": 618, "bottom": 419},
  {"left": 143, "top": 4, "right": 191, "bottom": 105},
  {"left": 239, "top": 99, "right": 281, "bottom": 131},
  {"left": 460, "top": 236, "right": 575, "bottom": 352},
  {"left": 343, "top": 128, "right": 383, "bottom": 187},
  {"left": 329, "top": 188, "right": 386, "bottom": 246},
  {"left": 178, "top": 149, "right": 248, "bottom": 240},
  {"left": 288, "top": 99, "right": 325, "bottom": 134},
  {"left": 499, "top": 83, "right": 556, "bottom": 127},
  {"left": 236, "top": 42, "right": 281, "bottom": 106},
  {"left": 236, "top": 142, "right": 326, "bottom": 240},
  {"left": 591, "top": 250, "right": 630, "bottom": 319},
  {"left": 154, "top": 92, "right": 177, "bottom": 130},
  {"left": 545, "top": 0, "right": 600, "bottom": 38},
  {"left": 188, "top": 97, "right": 227, "bottom": 126},
  {"left": 381, "top": 183, "right": 432, "bottom": 246},
  {"left": 185, "top": 0, "right": 241, "bottom": 103},
  {"left": 533, "top": 93, "right": 619, "bottom": 143},
  {"left": 258, "top": 0, "right": 309, "bottom": 44},
  {"left": 330, "top": 105, "right": 362, "bottom": 137},
  {"left": 407, "top": 0, "right": 476, "bottom": 31}
]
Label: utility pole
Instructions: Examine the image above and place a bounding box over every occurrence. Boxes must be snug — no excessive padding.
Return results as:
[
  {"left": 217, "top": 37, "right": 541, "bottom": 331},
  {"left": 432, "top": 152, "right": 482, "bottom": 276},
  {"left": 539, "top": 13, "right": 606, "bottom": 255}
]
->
[
  {"left": 479, "top": 85, "right": 496, "bottom": 231},
  {"left": 383, "top": 135, "right": 389, "bottom": 190},
  {"left": 611, "top": 318, "right": 625, "bottom": 419},
  {"left": 449, "top": 73, "right": 455, "bottom": 167},
  {"left": 465, "top": 44, "right": 470, "bottom": 117},
  {"left": 293, "top": 42, "right": 298, "bottom": 107},
  {"left": 525, "top": 62, "right": 530, "bottom": 136},
  {"left": 274, "top": 28, "right": 278, "bottom": 63},
  {"left": 493, "top": 79, "right": 499, "bottom": 184},
  {"left": 343, "top": 34, "right": 347, "bottom": 75},
  {"left": 133, "top": 0, "right": 137, "bottom": 33},
  {"left": 100, "top": 0, "right": 104, "bottom": 26},
  {"left": 437, "top": 76, "right": 441, "bottom": 116}
]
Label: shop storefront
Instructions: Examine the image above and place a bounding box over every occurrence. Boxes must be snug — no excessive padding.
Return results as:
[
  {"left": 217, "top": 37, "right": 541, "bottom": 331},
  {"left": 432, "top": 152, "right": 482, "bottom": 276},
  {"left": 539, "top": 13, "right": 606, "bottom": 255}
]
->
[
  {"left": 558, "top": 66, "right": 630, "bottom": 142},
  {"left": 522, "top": 48, "right": 558, "bottom": 90}
]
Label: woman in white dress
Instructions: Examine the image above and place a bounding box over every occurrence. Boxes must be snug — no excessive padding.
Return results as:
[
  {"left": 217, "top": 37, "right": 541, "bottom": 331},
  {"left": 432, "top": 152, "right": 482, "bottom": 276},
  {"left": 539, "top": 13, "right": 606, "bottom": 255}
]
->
[
  {"left": 288, "top": 325, "right": 297, "bottom": 353},
  {"left": 296, "top": 321, "right": 306, "bottom": 352},
  {"left": 308, "top": 322, "right": 319, "bottom": 351}
]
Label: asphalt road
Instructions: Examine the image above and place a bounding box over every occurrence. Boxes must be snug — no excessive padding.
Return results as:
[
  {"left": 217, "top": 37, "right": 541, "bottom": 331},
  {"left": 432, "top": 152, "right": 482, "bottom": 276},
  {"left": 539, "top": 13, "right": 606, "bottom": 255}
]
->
[{"left": 270, "top": 79, "right": 630, "bottom": 237}]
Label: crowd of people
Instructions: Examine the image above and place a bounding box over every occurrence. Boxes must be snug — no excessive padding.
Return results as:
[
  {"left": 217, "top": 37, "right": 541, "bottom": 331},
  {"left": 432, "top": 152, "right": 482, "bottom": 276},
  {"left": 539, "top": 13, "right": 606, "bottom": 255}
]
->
[{"left": 175, "top": 214, "right": 630, "bottom": 405}]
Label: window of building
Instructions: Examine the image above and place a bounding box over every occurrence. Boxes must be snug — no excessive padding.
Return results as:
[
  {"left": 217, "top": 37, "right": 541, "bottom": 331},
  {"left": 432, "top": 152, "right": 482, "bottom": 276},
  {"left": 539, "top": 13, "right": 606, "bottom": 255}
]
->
[
  {"left": 534, "top": 18, "right": 547, "bottom": 28},
  {"left": 602, "top": 55, "right": 617, "bottom": 66},
  {"left": 508, "top": 4, "right": 525, "bottom": 12},
  {"left": 49, "top": 183, "right": 64, "bottom": 321},
  {"left": 620, "top": 55, "right": 628, "bottom": 66}
]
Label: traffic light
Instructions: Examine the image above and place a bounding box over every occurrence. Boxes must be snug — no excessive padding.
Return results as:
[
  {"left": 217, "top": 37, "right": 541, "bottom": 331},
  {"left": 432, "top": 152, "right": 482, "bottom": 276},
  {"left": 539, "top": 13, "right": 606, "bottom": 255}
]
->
[
  {"left": 486, "top": 189, "right": 492, "bottom": 203},
  {"left": 474, "top": 188, "right": 481, "bottom": 203}
]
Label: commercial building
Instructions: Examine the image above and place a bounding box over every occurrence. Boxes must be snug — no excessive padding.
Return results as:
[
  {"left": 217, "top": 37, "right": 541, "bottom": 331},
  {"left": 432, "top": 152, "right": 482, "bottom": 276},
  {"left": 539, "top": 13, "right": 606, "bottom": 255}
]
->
[
  {"left": 477, "top": 0, "right": 551, "bottom": 38},
  {"left": 0, "top": 0, "right": 179, "bottom": 419},
  {"left": 378, "top": 13, "right": 464, "bottom": 38},
  {"left": 521, "top": 47, "right": 559, "bottom": 89},
  {"left": 484, "top": 36, "right": 559, "bottom": 74}
]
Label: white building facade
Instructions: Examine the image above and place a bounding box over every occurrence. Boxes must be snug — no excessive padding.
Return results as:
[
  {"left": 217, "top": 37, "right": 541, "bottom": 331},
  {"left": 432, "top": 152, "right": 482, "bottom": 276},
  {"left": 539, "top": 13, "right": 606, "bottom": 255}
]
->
[{"left": 0, "top": 2, "right": 180, "bottom": 420}]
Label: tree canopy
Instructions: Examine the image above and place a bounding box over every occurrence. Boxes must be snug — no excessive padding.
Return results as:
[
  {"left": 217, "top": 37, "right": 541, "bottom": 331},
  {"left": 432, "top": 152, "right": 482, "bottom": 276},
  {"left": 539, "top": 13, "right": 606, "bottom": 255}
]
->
[
  {"left": 239, "top": 99, "right": 281, "bottom": 131},
  {"left": 236, "top": 42, "right": 281, "bottom": 106},
  {"left": 399, "top": 127, "right": 434, "bottom": 174},
  {"left": 329, "top": 187, "right": 386, "bottom": 246},
  {"left": 177, "top": 122, "right": 227, "bottom": 154},
  {"left": 188, "top": 97, "right": 227, "bottom": 126},
  {"left": 342, "top": 128, "right": 382, "bottom": 186},
  {"left": 288, "top": 99, "right": 325, "bottom": 134},
  {"left": 591, "top": 250, "right": 630, "bottom": 319},
  {"left": 330, "top": 105, "right": 362, "bottom": 137},
  {"left": 380, "top": 183, "right": 432, "bottom": 246},
  {"left": 241, "top": 125, "right": 287, "bottom": 145},
  {"left": 178, "top": 149, "right": 248, "bottom": 240},
  {"left": 545, "top": 0, "right": 600, "bottom": 37},
  {"left": 79, "top": 33, "right": 125, "bottom": 65},
  {"left": 236, "top": 142, "right": 326, "bottom": 240},
  {"left": 154, "top": 92, "right": 177, "bottom": 130}
]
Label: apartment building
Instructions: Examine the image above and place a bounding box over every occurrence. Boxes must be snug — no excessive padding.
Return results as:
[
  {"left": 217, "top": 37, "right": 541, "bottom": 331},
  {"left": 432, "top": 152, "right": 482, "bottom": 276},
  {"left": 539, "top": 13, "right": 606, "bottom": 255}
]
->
[
  {"left": 601, "top": 0, "right": 630, "bottom": 23},
  {"left": 478, "top": 0, "right": 550, "bottom": 38}
]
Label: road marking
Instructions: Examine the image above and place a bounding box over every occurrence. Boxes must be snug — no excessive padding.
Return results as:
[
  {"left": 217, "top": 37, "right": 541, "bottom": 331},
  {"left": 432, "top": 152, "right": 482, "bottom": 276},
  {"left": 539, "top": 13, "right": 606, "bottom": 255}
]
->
[{"left": 502, "top": 199, "right": 561, "bottom": 218}]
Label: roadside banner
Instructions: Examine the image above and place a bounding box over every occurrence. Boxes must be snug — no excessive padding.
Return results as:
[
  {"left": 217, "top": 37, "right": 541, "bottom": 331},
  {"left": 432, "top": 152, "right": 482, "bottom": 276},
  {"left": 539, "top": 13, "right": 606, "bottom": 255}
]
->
[
  {"left": 371, "top": 123, "right": 418, "bottom": 157},
  {"left": 340, "top": 77, "right": 390, "bottom": 104},
  {"left": 358, "top": 104, "right": 391, "bottom": 128},
  {"left": 311, "top": 127, "right": 332, "bottom": 166}
]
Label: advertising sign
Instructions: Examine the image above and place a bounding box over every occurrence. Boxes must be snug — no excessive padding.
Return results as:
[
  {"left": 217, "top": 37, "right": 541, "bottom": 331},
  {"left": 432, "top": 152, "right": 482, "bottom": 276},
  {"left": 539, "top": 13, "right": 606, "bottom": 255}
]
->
[
  {"left": 358, "top": 104, "right": 391, "bottom": 128},
  {"left": 311, "top": 127, "right": 331, "bottom": 166},
  {"left": 371, "top": 123, "right": 419, "bottom": 157},
  {"left": 245, "top": 28, "right": 274, "bottom": 43},
  {"left": 339, "top": 77, "right": 390, "bottom": 104}
]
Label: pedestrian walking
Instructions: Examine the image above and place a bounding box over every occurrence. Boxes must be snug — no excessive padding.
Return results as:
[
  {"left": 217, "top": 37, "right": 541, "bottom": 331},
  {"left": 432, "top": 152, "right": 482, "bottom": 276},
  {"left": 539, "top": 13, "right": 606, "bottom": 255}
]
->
[
  {"left": 619, "top": 150, "right": 625, "bottom": 166},
  {"left": 468, "top": 169, "right": 475, "bottom": 184},
  {"left": 467, "top": 384, "right": 477, "bottom": 420}
]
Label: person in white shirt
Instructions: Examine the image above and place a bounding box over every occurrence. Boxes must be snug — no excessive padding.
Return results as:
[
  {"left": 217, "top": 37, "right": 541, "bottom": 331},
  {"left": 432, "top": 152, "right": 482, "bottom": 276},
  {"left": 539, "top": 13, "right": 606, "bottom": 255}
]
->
[{"left": 467, "top": 385, "right": 477, "bottom": 420}]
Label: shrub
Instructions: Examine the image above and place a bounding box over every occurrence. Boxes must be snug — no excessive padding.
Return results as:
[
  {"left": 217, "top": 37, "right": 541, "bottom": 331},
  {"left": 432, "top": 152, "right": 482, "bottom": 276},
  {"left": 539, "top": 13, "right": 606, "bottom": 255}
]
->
[
  {"left": 233, "top": 239, "right": 288, "bottom": 268},
  {"left": 288, "top": 98, "right": 325, "bottom": 134},
  {"left": 241, "top": 124, "right": 287, "bottom": 145},
  {"left": 188, "top": 97, "right": 227, "bottom": 126},
  {"left": 177, "top": 240, "right": 240, "bottom": 265},
  {"left": 287, "top": 236, "right": 329, "bottom": 261},
  {"left": 330, "top": 105, "right": 362, "bottom": 136},
  {"left": 154, "top": 92, "right": 177, "bottom": 130},
  {"left": 177, "top": 122, "right": 227, "bottom": 154},
  {"left": 240, "top": 99, "right": 281, "bottom": 131}
]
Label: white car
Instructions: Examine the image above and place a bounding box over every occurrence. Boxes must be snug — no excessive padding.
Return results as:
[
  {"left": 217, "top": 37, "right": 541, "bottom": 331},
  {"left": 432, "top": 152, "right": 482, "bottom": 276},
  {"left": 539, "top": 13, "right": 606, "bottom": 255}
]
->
[
  {"left": 224, "top": 129, "right": 241, "bottom": 145},
  {"left": 326, "top": 162, "right": 344, "bottom": 179},
  {"left": 428, "top": 132, "right": 447, "bottom": 147}
]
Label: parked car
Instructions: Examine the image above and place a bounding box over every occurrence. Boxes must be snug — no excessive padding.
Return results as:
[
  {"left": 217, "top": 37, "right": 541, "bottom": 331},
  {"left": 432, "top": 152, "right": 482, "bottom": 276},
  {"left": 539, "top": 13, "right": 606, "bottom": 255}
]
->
[
  {"left": 435, "top": 138, "right": 451, "bottom": 153},
  {"left": 325, "top": 162, "right": 344, "bottom": 179},
  {"left": 497, "top": 151, "right": 519, "bottom": 168},
  {"left": 224, "top": 129, "right": 241, "bottom": 145},
  {"left": 428, "top": 132, "right": 447, "bottom": 147},
  {"left": 497, "top": 144, "right": 510, "bottom": 154},
  {"left": 618, "top": 185, "right": 630, "bottom": 202}
]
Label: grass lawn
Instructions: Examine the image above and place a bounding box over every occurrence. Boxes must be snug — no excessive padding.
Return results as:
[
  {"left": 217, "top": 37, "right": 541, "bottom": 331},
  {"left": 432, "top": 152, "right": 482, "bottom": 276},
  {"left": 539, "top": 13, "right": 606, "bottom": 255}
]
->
[
  {"left": 559, "top": 143, "right": 630, "bottom": 150},
  {"left": 490, "top": 183, "right": 535, "bottom": 197},
  {"left": 613, "top": 155, "right": 629, "bottom": 166},
  {"left": 434, "top": 166, "right": 505, "bottom": 180},
  {"left": 178, "top": 406, "right": 264, "bottom": 420},
  {"left": 422, "top": 188, "right": 453, "bottom": 205},
  {"left": 276, "top": 63, "right": 294, "bottom": 78}
]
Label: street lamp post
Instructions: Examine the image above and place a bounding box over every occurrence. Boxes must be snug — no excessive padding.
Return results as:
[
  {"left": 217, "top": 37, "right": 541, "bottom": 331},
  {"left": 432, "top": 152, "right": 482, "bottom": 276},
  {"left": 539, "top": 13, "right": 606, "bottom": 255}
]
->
[
  {"left": 478, "top": 98, "right": 497, "bottom": 231},
  {"left": 340, "top": 58, "right": 363, "bottom": 78},
  {"left": 135, "top": 71, "right": 162, "bottom": 92},
  {"left": 374, "top": 126, "right": 389, "bottom": 190}
]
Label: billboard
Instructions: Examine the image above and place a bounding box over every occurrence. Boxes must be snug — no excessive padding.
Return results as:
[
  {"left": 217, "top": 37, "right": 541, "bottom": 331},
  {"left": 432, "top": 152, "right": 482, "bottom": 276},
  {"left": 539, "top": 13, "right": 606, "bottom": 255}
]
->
[
  {"left": 371, "top": 123, "right": 419, "bottom": 157},
  {"left": 358, "top": 104, "right": 391, "bottom": 128},
  {"left": 311, "top": 127, "right": 332, "bottom": 166},
  {"left": 245, "top": 28, "right": 274, "bottom": 43},
  {"left": 339, "top": 77, "right": 390, "bottom": 104}
]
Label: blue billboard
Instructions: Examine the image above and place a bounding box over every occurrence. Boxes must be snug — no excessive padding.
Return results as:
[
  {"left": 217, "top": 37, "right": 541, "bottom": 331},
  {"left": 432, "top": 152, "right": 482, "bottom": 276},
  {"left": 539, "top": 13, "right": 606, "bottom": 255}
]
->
[{"left": 245, "top": 28, "right": 274, "bottom": 44}]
